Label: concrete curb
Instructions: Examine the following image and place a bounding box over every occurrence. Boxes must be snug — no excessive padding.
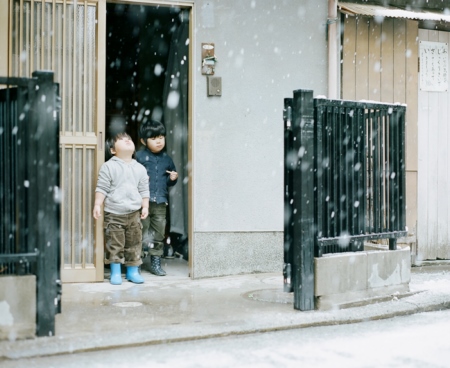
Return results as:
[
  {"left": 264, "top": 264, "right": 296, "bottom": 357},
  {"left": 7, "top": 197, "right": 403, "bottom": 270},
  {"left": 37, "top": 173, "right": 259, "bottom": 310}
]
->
[{"left": 1, "top": 289, "right": 449, "bottom": 361}]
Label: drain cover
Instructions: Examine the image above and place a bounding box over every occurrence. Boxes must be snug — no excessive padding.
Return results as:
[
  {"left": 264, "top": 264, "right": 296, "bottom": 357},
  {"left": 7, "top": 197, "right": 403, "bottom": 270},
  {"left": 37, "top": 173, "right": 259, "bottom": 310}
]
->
[
  {"left": 246, "top": 289, "right": 293, "bottom": 304},
  {"left": 112, "top": 302, "right": 143, "bottom": 308}
]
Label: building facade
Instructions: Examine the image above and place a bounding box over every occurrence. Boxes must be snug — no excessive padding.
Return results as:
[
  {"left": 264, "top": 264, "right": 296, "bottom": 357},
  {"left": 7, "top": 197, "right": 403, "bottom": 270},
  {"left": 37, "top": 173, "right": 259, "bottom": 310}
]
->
[{"left": 1, "top": 0, "right": 449, "bottom": 283}]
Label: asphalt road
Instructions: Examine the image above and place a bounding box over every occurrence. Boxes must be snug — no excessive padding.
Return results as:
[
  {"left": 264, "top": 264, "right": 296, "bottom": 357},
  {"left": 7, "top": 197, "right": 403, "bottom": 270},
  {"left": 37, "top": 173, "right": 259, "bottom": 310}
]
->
[{"left": 3, "top": 308, "right": 449, "bottom": 368}]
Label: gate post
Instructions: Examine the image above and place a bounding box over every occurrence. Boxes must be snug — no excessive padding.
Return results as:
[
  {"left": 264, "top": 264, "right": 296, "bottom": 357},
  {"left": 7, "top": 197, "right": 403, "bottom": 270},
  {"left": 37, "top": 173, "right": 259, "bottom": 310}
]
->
[
  {"left": 291, "top": 90, "right": 315, "bottom": 311},
  {"left": 31, "top": 71, "right": 61, "bottom": 336}
]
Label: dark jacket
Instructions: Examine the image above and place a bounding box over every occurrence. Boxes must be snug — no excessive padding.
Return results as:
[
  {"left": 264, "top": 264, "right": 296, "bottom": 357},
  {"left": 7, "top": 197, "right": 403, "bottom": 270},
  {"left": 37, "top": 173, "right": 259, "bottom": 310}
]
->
[{"left": 135, "top": 148, "right": 177, "bottom": 204}]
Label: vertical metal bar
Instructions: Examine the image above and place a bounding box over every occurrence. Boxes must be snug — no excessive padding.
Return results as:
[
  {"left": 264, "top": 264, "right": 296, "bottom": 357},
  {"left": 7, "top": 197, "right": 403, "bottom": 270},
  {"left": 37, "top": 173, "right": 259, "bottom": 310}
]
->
[
  {"left": 329, "top": 103, "right": 336, "bottom": 254},
  {"left": 314, "top": 100, "right": 324, "bottom": 257},
  {"left": 291, "top": 89, "right": 315, "bottom": 311},
  {"left": 357, "top": 106, "right": 366, "bottom": 234},
  {"left": 283, "top": 98, "right": 293, "bottom": 292},
  {"left": 361, "top": 108, "right": 367, "bottom": 234},
  {"left": 377, "top": 109, "right": 383, "bottom": 232},
  {"left": 346, "top": 106, "right": 353, "bottom": 236},
  {"left": 390, "top": 109, "right": 397, "bottom": 230},
  {"left": 399, "top": 106, "right": 406, "bottom": 231},
  {"left": 384, "top": 109, "right": 390, "bottom": 232},
  {"left": 370, "top": 109, "right": 378, "bottom": 232},
  {"left": 345, "top": 105, "right": 351, "bottom": 240},
  {"left": 366, "top": 109, "right": 373, "bottom": 232},
  {"left": 325, "top": 105, "right": 332, "bottom": 241},
  {"left": 338, "top": 106, "right": 345, "bottom": 237}
]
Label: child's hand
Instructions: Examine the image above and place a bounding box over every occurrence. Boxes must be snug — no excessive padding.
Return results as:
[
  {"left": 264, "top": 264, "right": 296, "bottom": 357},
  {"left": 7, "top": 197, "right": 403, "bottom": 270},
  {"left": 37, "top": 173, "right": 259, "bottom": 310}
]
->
[
  {"left": 141, "top": 207, "right": 149, "bottom": 219},
  {"left": 166, "top": 170, "right": 178, "bottom": 181},
  {"left": 93, "top": 205, "right": 102, "bottom": 220}
]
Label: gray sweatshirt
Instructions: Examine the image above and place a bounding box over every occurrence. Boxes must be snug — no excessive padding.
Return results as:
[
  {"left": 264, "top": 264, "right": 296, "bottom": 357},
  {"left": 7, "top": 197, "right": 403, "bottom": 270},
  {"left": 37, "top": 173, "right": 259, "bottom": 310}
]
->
[{"left": 95, "top": 156, "right": 150, "bottom": 215}]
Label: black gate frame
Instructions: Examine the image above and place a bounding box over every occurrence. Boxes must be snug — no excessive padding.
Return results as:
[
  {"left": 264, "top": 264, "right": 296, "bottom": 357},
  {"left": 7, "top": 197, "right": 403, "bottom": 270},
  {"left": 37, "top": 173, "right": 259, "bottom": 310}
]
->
[
  {"left": 0, "top": 71, "right": 61, "bottom": 336},
  {"left": 283, "top": 89, "right": 407, "bottom": 311}
]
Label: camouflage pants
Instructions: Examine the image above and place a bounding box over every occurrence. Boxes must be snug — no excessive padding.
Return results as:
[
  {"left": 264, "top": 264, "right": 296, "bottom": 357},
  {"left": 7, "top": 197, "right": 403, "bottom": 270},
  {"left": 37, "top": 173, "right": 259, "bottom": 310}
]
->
[
  {"left": 104, "top": 210, "right": 143, "bottom": 267},
  {"left": 141, "top": 202, "right": 167, "bottom": 257}
]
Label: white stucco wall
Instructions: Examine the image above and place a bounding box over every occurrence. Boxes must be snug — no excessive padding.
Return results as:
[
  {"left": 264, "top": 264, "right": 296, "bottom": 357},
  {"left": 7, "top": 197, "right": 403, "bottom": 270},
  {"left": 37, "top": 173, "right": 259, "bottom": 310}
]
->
[{"left": 193, "top": 0, "right": 328, "bottom": 232}]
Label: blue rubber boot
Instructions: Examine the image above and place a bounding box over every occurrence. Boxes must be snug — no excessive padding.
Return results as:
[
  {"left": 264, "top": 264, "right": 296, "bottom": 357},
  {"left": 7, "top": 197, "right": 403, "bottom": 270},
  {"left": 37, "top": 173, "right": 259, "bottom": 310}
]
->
[
  {"left": 110, "top": 263, "right": 122, "bottom": 285},
  {"left": 126, "top": 266, "right": 144, "bottom": 284}
]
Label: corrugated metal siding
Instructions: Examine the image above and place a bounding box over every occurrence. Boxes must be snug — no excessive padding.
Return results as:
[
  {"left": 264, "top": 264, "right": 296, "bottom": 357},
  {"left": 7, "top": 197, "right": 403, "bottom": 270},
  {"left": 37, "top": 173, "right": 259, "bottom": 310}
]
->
[{"left": 338, "top": 2, "right": 450, "bottom": 23}]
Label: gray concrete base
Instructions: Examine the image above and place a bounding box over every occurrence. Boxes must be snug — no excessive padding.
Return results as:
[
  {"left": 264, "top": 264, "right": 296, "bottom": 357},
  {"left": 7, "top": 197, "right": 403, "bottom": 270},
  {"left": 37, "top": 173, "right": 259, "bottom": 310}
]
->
[
  {"left": 192, "top": 231, "right": 283, "bottom": 278},
  {"left": 315, "top": 247, "right": 411, "bottom": 310},
  {"left": 0, "top": 275, "right": 36, "bottom": 341}
]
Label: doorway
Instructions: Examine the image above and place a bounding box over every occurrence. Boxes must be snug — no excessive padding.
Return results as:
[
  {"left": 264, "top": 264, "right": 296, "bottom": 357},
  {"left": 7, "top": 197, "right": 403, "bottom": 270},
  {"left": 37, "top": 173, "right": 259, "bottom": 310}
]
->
[{"left": 105, "top": 3, "right": 190, "bottom": 276}]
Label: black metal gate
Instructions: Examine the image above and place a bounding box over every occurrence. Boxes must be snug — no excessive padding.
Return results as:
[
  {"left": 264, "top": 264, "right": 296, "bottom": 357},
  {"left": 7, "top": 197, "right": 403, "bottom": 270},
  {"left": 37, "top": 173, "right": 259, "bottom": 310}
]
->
[
  {"left": 283, "top": 89, "right": 407, "bottom": 311},
  {"left": 0, "top": 71, "right": 61, "bottom": 336}
]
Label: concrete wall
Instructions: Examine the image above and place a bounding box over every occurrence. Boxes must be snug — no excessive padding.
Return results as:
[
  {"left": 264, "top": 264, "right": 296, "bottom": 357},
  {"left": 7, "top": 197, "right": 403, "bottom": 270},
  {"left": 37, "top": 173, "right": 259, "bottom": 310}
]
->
[
  {"left": 0, "top": 276, "right": 36, "bottom": 340},
  {"left": 192, "top": 0, "right": 328, "bottom": 278},
  {"left": 315, "top": 248, "right": 411, "bottom": 310}
]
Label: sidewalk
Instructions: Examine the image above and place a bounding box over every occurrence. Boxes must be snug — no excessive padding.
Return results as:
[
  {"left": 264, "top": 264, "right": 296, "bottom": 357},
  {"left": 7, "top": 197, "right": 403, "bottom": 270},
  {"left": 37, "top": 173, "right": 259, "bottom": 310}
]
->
[{"left": 1, "top": 258, "right": 450, "bottom": 361}]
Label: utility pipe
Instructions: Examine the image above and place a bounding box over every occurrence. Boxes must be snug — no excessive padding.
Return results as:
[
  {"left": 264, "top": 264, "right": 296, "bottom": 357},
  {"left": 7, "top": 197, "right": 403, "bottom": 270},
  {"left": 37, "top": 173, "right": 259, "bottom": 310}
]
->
[{"left": 328, "top": 0, "right": 339, "bottom": 99}]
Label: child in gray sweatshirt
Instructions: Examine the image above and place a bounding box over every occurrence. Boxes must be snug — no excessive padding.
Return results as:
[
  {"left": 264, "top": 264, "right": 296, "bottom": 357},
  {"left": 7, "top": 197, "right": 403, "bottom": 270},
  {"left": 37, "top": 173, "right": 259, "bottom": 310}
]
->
[{"left": 93, "top": 132, "right": 149, "bottom": 285}]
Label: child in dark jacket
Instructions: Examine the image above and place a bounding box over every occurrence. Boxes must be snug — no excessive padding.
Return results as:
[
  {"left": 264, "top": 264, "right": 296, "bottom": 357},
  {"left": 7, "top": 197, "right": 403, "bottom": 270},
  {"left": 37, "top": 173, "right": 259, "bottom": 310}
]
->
[{"left": 136, "top": 120, "right": 178, "bottom": 276}]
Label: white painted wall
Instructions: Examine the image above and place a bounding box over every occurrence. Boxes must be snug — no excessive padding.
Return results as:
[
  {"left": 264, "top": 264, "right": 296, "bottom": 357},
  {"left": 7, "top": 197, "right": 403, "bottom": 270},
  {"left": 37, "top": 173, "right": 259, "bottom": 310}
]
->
[{"left": 193, "top": 0, "right": 328, "bottom": 232}]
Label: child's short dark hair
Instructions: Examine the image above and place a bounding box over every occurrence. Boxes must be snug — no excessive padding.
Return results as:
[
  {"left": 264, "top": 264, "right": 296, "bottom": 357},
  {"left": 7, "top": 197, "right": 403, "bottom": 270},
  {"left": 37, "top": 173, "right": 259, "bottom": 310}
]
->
[
  {"left": 139, "top": 120, "right": 166, "bottom": 140},
  {"left": 105, "top": 132, "right": 132, "bottom": 160}
]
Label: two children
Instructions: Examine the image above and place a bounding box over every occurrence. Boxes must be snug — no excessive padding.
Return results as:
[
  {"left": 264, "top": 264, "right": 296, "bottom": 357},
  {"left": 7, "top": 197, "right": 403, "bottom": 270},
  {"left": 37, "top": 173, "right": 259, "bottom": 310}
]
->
[{"left": 93, "top": 121, "right": 177, "bottom": 284}]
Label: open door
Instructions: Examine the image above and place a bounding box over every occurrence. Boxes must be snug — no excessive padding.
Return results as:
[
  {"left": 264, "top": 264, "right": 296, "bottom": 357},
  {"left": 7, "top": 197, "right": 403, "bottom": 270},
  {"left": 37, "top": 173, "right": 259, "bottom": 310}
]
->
[{"left": 105, "top": 3, "right": 191, "bottom": 276}]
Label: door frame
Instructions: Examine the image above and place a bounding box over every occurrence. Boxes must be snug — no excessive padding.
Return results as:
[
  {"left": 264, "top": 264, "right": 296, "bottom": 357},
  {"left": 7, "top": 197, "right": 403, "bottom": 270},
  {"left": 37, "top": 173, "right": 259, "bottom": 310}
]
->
[{"left": 98, "top": 0, "right": 194, "bottom": 279}]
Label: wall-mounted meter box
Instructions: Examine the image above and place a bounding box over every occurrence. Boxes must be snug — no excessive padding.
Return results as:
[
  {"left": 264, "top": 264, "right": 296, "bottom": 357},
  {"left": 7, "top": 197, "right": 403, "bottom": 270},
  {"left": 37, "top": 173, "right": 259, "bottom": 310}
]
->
[{"left": 207, "top": 76, "right": 222, "bottom": 96}]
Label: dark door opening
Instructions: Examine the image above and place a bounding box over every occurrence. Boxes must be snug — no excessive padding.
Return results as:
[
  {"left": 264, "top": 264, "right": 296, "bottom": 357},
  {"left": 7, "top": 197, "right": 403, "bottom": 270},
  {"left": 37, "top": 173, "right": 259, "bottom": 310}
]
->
[{"left": 105, "top": 3, "right": 189, "bottom": 276}]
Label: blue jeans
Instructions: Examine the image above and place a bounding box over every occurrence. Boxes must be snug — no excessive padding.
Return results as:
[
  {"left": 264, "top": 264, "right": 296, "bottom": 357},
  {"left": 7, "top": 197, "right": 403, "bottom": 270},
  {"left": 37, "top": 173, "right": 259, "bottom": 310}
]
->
[{"left": 141, "top": 202, "right": 167, "bottom": 257}]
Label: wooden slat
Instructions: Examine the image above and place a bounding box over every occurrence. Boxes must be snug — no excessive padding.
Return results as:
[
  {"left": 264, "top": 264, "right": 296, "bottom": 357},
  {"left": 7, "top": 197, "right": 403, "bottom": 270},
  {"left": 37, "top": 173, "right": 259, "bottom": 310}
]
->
[
  {"left": 94, "top": 0, "right": 107, "bottom": 282},
  {"left": 380, "top": 18, "right": 394, "bottom": 103},
  {"left": 426, "top": 30, "right": 439, "bottom": 260},
  {"left": 0, "top": 1, "right": 8, "bottom": 77},
  {"left": 393, "top": 19, "right": 406, "bottom": 104},
  {"left": 405, "top": 20, "right": 418, "bottom": 172},
  {"left": 417, "top": 28, "right": 429, "bottom": 260},
  {"left": 342, "top": 16, "right": 356, "bottom": 100},
  {"left": 355, "top": 16, "right": 369, "bottom": 100},
  {"left": 437, "top": 31, "right": 449, "bottom": 259},
  {"left": 405, "top": 20, "right": 418, "bottom": 245},
  {"left": 368, "top": 19, "right": 380, "bottom": 101},
  {"left": 29, "top": 0, "right": 34, "bottom": 75}
]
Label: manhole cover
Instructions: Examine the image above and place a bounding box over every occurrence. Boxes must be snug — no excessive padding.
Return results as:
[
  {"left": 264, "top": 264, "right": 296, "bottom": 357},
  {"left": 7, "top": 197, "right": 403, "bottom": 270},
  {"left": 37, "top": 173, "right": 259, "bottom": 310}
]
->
[
  {"left": 112, "top": 302, "right": 143, "bottom": 308},
  {"left": 246, "top": 289, "right": 293, "bottom": 304}
]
